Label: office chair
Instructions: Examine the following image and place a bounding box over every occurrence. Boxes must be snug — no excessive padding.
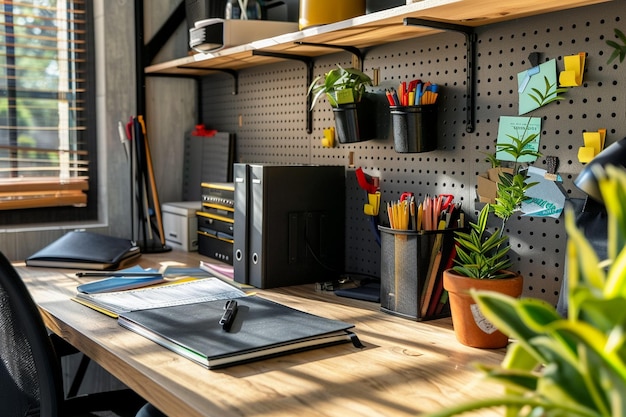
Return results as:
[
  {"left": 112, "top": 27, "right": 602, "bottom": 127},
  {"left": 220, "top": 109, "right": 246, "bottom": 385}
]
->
[{"left": 0, "top": 250, "right": 146, "bottom": 416}]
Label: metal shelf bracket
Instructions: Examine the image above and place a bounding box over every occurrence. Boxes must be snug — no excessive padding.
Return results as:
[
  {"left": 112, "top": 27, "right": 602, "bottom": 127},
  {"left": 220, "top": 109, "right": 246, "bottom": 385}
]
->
[
  {"left": 176, "top": 67, "right": 239, "bottom": 95},
  {"left": 294, "top": 42, "right": 365, "bottom": 71},
  {"left": 252, "top": 50, "right": 315, "bottom": 134},
  {"left": 403, "top": 18, "right": 477, "bottom": 133}
]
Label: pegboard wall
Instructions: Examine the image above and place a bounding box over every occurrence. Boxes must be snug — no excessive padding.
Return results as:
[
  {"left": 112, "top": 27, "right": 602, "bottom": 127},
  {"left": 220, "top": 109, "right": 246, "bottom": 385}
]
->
[{"left": 199, "top": 1, "right": 626, "bottom": 306}]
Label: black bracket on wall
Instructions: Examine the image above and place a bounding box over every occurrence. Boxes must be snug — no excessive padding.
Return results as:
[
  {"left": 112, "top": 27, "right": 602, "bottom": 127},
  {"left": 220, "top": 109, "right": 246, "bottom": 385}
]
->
[
  {"left": 252, "top": 50, "right": 314, "bottom": 134},
  {"left": 403, "top": 18, "right": 476, "bottom": 133},
  {"left": 295, "top": 42, "right": 365, "bottom": 71},
  {"left": 177, "top": 67, "right": 239, "bottom": 95}
]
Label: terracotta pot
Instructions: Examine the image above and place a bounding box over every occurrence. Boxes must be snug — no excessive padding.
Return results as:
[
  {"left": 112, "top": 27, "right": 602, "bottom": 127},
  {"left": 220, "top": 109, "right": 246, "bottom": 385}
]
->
[{"left": 443, "top": 269, "right": 523, "bottom": 349}]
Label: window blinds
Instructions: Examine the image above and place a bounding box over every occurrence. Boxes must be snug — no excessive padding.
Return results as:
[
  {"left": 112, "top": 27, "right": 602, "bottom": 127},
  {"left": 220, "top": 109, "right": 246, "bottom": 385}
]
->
[{"left": 0, "top": 0, "right": 89, "bottom": 210}]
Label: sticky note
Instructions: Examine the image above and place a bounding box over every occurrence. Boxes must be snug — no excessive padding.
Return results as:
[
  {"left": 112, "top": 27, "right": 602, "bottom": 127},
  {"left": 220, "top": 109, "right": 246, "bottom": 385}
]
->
[
  {"left": 559, "top": 71, "right": 578, "bottom": 86},
  {"left": 578, "top": 146, "right": 596, "bottom": 163},
  {"left": 598, "top": 128, "right": 606, "bottom": 149},
  {"left": 583, "top": 132, "right": 602, "bottom": 155},
  {"left": 322, "top": 127, "right": 335, "bottom": 148},
  {"left": 559, "top": 52, "right": 585, "bottom": 87}
]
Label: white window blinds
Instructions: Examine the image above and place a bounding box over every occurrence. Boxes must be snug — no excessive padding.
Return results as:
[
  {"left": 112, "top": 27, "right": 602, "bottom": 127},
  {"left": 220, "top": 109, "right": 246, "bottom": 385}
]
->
[{"left": 0, "top": 0, "right": 89, "bottom": 210}]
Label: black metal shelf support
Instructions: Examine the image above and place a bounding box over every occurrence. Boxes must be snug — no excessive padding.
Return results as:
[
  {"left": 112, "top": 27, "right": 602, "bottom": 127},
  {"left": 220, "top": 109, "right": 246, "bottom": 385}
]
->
[
  {"left": 252, "top": 50, "right": 315, "bottom": 134},
  {"left": 171, "top": 67, "right": 239, "bottom": 95},
  {"left": 403, "top": 18, "right": 477, "bottom": 133},
  {"left": 294, "top": 42, "right": 365, "bottom": 71}
]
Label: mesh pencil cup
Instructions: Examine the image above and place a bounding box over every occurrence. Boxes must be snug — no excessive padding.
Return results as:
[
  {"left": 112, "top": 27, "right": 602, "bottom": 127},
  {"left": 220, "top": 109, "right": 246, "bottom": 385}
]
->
[{"left": 378, "top": 226, "right": 458, "bottom": 321}]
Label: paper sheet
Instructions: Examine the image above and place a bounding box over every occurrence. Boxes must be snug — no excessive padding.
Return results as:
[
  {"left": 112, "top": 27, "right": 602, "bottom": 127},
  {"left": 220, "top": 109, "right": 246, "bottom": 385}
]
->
[
  {"left": 496, "top": 116, "right": 541, "bottom": 162},
  {"left": 517, "top": 59, "right": 560, "bottom": 115},
  {"left": 521, "top": 167, "right": 566, "bottom": 218}
]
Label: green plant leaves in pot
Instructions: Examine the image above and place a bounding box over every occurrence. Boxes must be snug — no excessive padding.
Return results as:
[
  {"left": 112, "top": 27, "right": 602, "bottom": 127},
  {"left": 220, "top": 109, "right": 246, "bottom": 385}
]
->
[{"left": 307, "top": 65, "right": 373, "bottom": 109}]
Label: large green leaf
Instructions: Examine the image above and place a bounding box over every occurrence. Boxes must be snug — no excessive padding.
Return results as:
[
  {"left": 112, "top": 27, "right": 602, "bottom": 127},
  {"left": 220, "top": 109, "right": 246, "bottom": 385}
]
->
[{"left": 425, "top": 166, "right": 626, "bottom": 417}]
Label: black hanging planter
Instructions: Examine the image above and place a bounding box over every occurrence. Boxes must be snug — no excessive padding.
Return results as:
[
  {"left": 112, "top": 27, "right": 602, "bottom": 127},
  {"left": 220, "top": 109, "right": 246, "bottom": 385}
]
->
[{"left": 332, "top": 96, "right": 376, "bottom": 144}]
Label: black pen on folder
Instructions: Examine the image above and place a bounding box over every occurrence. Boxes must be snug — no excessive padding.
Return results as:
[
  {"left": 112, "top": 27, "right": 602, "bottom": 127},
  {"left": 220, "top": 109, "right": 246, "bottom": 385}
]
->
[{"left": 219, "top": 300, "right": 238, "bottom": 332}]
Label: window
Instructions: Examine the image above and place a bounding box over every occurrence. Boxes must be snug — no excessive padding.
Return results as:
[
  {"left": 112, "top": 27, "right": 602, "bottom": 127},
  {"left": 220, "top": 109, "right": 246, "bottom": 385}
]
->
[{"left": 0, "top": 0, "right": 97, "bottom": 225}]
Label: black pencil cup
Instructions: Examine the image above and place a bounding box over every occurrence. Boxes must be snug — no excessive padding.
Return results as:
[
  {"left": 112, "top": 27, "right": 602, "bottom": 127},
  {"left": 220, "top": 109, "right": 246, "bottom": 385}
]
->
[
  {"left": 332, "top": 96, "right": 376, "bottom": 143},
  {"left": 390, "top": 104, "right": 437, "bottom": 153},
  {"left": 378, "top": 226, "right": 458, "bottom": 321}
]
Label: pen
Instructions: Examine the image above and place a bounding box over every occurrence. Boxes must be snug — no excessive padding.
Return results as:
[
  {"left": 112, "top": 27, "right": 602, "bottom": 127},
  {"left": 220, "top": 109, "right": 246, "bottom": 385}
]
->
[
  {"left": 75, "top": 272, "right": 163, "bottom": 277},
  {"left": 219, "top": 299, "right": 239, "bottom": 332}
]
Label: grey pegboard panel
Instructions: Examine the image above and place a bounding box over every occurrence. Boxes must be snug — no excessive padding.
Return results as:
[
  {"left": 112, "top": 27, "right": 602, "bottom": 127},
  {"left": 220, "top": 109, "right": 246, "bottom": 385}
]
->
[{"left": 200, "top": 1, "right": 626, "bottom": 306}]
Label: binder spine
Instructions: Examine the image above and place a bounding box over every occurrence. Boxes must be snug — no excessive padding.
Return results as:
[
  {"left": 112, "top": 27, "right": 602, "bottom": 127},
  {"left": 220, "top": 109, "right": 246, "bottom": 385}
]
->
[
  {"left": 248, "top": 165, "right": 264, "bottom": 289},
  {"left": 233, "top": 163, "right": 249, "bottom": 284}
]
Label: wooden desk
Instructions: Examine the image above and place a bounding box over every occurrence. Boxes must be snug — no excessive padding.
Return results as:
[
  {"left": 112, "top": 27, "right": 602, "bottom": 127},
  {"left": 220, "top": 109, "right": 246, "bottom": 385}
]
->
[{"left": 18, "top": 251, "right": 505, "bottom": 417}]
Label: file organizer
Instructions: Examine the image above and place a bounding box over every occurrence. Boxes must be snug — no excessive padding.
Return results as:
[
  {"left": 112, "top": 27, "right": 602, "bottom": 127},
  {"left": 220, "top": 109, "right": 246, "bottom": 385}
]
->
[
  {"left": 390, "top": 104, "right": 437, "bottom": 153},
  {"left": 379, "top": 226, "right": 461, "bottom": 321}
]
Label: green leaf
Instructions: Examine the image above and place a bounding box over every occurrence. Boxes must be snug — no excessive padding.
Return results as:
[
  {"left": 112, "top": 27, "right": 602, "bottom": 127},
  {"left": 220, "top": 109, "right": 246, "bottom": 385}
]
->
[{"left": 606, "top": 29, "right": 626, "bottom": 64}]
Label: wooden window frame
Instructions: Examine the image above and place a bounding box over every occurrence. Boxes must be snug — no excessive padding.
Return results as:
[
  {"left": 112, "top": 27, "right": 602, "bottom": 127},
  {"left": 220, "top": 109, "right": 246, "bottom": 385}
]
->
[{"left": 0, "top": 0, "right": 98, "bottom": 226}]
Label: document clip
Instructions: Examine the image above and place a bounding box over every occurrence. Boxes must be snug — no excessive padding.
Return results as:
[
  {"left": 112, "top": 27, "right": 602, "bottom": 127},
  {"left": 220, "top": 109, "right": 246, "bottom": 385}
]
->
[{"left": 219, "top": 299, "right": 238, "bottom": 332}]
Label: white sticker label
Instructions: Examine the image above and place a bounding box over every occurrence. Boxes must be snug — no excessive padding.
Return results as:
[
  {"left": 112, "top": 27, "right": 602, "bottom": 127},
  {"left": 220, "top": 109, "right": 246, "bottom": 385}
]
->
[{"left": 470, "top": 303, "right": 498, "bottom": 334}]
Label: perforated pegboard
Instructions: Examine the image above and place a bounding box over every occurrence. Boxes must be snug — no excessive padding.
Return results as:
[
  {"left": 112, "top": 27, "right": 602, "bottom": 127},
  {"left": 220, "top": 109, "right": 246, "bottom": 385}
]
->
[{"left": 200, "top": 1, "right": 626, "bottom": 306}]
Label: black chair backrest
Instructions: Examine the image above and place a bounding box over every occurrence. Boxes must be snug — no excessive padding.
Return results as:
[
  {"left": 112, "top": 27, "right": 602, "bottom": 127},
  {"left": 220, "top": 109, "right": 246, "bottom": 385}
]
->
[{"left": 0, "top": 251, "right": 63, "bottom": 417}]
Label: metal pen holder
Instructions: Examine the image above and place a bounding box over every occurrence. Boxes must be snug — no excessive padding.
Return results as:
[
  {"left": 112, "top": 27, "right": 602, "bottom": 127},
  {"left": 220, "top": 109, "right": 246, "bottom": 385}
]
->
[{"left": 378, "top": 226, "right": 460, "bottom": 321}]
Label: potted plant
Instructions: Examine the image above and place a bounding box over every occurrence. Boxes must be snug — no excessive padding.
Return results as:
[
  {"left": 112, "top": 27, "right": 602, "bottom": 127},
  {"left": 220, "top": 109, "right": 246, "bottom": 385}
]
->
[
  {"left": 443, "top": 121, "right": 541, "bottom": 348},
  {"left": 426, "top": 164, "right": 626, "bottom": 417},
  {"left": 307, "top": 64, "right": 375, "bottom": 143}
]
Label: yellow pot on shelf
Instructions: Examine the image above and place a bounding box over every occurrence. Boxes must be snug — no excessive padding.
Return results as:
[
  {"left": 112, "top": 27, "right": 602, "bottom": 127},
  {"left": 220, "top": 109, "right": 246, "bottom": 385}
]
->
[{"left": 298, "top": 0, "right": 366, "bottom": 30}]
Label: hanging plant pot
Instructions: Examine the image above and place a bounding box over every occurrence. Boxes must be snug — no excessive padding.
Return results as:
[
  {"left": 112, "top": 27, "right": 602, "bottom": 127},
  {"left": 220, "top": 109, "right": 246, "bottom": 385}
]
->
[
  {"left": 443, "top": 269, "right": 524, "bottom": 349},
  {"left": 332, "top": 98, "right": 376, "bottom": 144}
]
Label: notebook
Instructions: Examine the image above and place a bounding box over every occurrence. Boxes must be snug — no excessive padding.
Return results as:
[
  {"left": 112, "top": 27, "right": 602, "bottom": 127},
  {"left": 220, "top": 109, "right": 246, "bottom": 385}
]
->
[{"left": 118, "top": 295, "right": 362, "bottom": 369}]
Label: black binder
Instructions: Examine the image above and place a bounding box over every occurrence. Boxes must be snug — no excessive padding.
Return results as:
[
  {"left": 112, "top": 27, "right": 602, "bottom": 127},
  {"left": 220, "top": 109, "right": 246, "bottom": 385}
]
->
[
  {"left": 233, "top": 163, "right": 250, "bottom": 284},
  {"left": 235, "top": 164, "right": 345, "bottom": 289}
]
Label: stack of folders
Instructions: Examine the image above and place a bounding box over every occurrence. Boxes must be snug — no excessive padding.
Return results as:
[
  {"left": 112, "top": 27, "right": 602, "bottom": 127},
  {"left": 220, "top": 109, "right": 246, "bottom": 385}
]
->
[
  {"left": 118, "top": 295, "right": 362, "bottom": 369},
  {"left": 196, "top": 182, "right": 235, "bottom": 264},
  {"left": 73, "top": 275, "right": 361, "bottom": 369},
  {"left": 73, "top": 277, "right": 243, "bottom": 317},
  {"left": 75, "top": 265, "right": 214, "bottom": 294}
]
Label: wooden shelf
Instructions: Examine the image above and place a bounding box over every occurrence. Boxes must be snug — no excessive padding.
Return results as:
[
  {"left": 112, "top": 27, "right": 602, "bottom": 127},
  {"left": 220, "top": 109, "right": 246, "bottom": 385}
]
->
[{"left": 145, "top": 0, "right": 610, "bottom": 76}]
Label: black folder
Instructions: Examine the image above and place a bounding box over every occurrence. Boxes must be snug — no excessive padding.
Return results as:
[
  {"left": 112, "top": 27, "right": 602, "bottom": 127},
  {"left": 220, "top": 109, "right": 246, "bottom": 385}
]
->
[
  {"left": 118, "top": 295, "right": 360, "bottom": 369},
  {"left": 26, "top": 230, "right": 140, "bottom": 270}
]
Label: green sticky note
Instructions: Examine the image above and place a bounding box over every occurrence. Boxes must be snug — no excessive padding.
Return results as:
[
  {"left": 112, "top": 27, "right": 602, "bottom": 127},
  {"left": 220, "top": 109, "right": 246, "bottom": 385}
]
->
[{"left": 496, "top": 116, "right": 541, "bottom": 162}]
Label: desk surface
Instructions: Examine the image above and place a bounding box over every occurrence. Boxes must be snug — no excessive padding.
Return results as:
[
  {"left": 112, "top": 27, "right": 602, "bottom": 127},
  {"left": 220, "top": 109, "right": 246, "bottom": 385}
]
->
[{"left": 19, "top": 251, "right": 505, "bottom": 417}]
